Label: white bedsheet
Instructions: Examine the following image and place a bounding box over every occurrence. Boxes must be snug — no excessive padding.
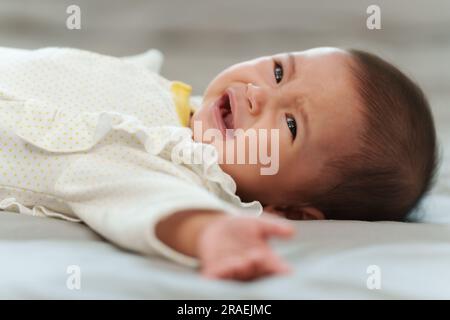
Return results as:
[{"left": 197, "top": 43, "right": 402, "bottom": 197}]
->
[{"left": 1, "top": 211, "right": 449, "bottom": 299}]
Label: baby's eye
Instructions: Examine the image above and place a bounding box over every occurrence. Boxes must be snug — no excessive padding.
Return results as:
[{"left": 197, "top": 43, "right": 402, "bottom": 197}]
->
[
  {"left": 274, "top": 61, "right": 283, "bottom": 84},
  {"left": 286, "top": 114, "right": 297, "bottom": 139}
]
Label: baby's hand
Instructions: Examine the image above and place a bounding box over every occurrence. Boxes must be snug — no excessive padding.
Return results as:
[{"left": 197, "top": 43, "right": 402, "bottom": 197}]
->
[{"left": 197, "top": 215, "right": 295, "bottom": 281}]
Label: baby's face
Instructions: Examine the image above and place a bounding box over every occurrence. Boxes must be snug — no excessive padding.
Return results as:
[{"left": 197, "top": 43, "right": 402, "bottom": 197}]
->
[{"left": 191, "top": 47, "right": 363, "bottom": 209}]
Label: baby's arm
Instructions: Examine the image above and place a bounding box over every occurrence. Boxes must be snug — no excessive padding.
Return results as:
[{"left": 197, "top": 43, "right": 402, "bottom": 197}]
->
[
  {"left": 156, "top": 210, "right": 295, "bottom": 281},
  {"left": 51, "top": 147, "right": 294, "bottom": 280}
]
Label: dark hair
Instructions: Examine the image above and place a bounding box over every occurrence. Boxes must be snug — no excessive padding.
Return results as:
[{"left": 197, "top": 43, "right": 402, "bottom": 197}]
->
[{"left": 305, "top": 49, "right": 438, "bottom": 221}]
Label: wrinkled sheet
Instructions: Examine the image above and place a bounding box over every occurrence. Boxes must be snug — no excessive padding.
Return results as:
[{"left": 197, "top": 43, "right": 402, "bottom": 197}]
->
[{"left": 1, "top": 211, "right": 449, "bottom": 299}]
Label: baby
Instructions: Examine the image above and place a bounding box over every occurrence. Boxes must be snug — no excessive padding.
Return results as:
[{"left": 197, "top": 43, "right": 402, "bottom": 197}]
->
[
  {"left": 160, "top": 47, "right": 437, "bottom": 280},
  {"left": 0, "top": 47, "right": 437, "bottom": 282}
]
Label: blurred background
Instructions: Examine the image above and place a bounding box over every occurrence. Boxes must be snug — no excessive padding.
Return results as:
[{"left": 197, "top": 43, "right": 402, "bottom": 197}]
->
[{"left": 1, "top": 0, "right": 449, "bottom": 200}]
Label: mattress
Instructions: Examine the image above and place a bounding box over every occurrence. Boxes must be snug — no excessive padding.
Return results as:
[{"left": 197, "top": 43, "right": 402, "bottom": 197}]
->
[{"left": 1, "top": 209, "right": 450, "bottom": 299}]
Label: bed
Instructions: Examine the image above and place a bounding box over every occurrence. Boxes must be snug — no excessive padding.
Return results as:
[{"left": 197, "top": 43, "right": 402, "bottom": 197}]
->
[
  {"left": 1, "top": 0, "right": 450, "bottom": 299},
  {"left": 1, "top": 204, "right": 450, "bottom": 299}
]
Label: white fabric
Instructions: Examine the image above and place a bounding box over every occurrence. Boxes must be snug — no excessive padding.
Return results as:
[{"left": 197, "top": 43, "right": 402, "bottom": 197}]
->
[
  {"left": 121, "top": 49, "right": 164, "bottom": 74},
  {"left": 1, "top": 211, "right": 450, "bottom": 299},
  {"left": 0, "top": 47, "right": 262, "bottom": 268}
]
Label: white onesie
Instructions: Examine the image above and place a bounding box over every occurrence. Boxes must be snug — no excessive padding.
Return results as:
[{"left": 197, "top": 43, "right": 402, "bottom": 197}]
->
[{"left": 0, "top": 47, "right": 262, "bottom": 268}]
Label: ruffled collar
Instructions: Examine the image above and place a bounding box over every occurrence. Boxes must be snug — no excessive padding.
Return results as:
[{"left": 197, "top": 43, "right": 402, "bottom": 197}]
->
[
  {"left": 169, "top": 81, "right": 262, "bottom": 215},
  {"left": 142, "top": 124, "right": 263, "bottom": 216}
]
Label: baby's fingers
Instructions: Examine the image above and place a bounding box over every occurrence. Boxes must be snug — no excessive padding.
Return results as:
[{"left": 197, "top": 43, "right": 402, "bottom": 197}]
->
[
  {"left": 258, "top": 218, "right": 296, "bottom": 239},
  {"left": 201, "top": 258, "right": 246, "bottom": 280},
  {"left": 202, "top": 250, "right": 290, "bottom": 281},
  {"left": 225, "top": 251, "right": 291, "bottom": 280},
  {"left": 261, "top": 251, "right": 292, "bottom": 275}
]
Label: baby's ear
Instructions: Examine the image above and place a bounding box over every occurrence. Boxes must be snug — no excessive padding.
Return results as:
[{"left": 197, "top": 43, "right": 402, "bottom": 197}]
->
[
  {"left": 291, "top": 207, "right": 325, "bottom": 220},
  {"left": 264, "top": 205, "right": 325, "bottom": 220}
]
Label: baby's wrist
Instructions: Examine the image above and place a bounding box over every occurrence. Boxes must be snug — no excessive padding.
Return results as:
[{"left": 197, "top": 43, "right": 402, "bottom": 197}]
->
[{"left": 155, "top": 209, "right": 227, "bottom": 257}]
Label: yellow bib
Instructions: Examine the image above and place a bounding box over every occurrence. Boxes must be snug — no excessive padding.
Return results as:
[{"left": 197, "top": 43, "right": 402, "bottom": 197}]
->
[{"left": 170, "top": 81, "right": 194, "bottom": 127}]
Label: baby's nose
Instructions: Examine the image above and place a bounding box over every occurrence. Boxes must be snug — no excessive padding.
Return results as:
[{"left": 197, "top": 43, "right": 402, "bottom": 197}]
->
[{"left": 246, "top": 83, "right": 267, "bottom": 115}]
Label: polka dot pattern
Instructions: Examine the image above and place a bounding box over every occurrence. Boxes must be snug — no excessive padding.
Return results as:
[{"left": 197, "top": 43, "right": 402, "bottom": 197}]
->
[
  {"left": 0, "top": 48, "right": 187, "bottom": 218},
  {"left": 0, "top": 48, "right": 264, "bottom": 267}
]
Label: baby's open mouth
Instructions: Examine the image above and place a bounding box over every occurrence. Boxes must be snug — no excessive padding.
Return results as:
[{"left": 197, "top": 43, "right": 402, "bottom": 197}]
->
[{"left": 218, "top": 91, "right": 234, "bottom": 130}]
